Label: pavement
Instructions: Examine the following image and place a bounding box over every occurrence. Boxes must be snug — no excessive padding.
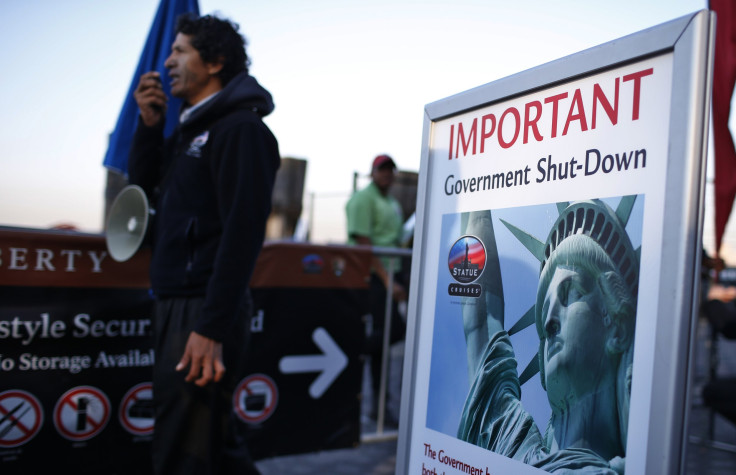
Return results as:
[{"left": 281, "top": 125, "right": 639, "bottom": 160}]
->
[
  {"left": 255, "top": 318, "right": 736, "bottom": 475},
  {"left": 683, "top": 317, "right": 736, "bottom": 474},
  {"left": 255, "top": 342, "right": 404, "bottom": 475}
]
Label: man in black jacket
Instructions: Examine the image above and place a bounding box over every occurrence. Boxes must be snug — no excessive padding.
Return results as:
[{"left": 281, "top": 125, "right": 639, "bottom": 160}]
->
[{"left": 128, "top": 13, "right": 279, "bottom": 475}]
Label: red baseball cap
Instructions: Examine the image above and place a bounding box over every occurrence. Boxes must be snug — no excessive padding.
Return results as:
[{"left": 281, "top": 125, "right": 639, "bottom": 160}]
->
[{"left": 372, "top": 154, "right": 396, "bottom": 170}]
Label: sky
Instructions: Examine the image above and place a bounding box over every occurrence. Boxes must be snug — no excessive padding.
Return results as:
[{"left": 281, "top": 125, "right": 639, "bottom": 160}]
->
[{"left": 0, "top": 0, "right": 716, "bottom": 244}]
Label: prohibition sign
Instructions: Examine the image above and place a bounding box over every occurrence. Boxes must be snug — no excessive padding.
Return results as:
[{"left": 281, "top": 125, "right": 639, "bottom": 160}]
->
[
  {"left": 0, "top": 390, "right": 43, "bottom": 448},
  {"left": 233, "top": 374, "right": 278, "bottom": 424},
  {"left": 119, "top": 382, "right": 154, "bottom": 436},
  {"left": 54, "top": 386, "right": 110, "bottom": 441}
]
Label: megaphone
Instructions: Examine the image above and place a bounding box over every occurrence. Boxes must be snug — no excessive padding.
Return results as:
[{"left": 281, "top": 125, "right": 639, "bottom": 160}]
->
[{"left": 105, "top": 185, "right": 153, "bottom": 262}]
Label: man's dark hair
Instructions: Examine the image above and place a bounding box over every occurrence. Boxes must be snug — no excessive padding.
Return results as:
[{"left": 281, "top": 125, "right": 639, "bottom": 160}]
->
[{"left": 176, "top": 13, "right": 249, "bottom": 85}]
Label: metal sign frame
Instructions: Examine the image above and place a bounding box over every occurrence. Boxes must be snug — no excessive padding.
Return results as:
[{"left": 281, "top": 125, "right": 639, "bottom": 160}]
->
[{"left": 398, "top": 10, "right": 714, "bottom": 475}]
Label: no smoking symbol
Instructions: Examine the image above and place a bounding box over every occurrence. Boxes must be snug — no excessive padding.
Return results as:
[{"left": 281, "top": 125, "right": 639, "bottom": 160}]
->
[
  {"left": 0, "top": 390, "right": 43, "bottom": 448},
  {"left": 54, "top": 386, "right": 110, "bottom": 441}
]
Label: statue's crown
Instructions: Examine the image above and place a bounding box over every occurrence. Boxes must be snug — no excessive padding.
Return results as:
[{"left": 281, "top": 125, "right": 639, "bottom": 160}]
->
[{"left": 541, "top": 198, "right": 639, "bottom": 298}]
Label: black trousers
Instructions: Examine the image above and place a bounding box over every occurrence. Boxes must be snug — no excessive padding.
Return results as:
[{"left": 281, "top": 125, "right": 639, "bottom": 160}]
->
[
  {"left": 704, "top": 377, "right": 736, "bottom": 425},
  {"left": 702, "top": 299, "right": 736, "bottom": 339},
  {"left": 152, "top": 297, "right": 259, "bottom": 475}
]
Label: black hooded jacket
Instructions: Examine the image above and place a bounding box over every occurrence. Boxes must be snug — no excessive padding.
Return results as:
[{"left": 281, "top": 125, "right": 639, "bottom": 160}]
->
[{"left": 128, "top": 72, "right": 280, "bottom": 342}]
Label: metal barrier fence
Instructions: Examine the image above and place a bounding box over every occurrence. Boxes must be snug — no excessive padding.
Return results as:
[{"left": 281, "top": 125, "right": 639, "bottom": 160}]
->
[{"left": 362, "top": 246, "right": 413, "bottom": 441}]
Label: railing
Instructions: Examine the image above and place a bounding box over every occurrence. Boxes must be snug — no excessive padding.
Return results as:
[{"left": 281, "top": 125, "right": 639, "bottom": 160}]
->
[{"left": 362, "top": 246, "right": 413, "bottom": 442}]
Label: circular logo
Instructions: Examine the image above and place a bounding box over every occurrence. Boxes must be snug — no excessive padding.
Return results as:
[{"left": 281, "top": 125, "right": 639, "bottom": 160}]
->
[
  {"left": 0, "top": 390, "right": 44, "bottom": 448},
  {"left": 302, "top": 254, "right": 325, "bottom": 274},
  {"left": 54, "top": 386, "right": 110, "bottom": 441},
  {"left": 448, "top": 235, "right": 486, "bottom": 284},
  {"left": 233, "top": 374, "right": 278, "bottom": 424},
  {"left": 119, "top": 382, "right": 154, "bottom": 436}
]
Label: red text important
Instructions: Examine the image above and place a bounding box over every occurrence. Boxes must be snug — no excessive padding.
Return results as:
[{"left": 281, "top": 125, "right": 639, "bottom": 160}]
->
[{"left": 448, "top": 68, "right": 654, "bottom": 159}]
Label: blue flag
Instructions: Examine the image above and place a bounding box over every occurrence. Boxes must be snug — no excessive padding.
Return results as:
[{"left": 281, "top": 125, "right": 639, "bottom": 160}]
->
[{"left": 103, "top": 0, "right": 199, "bottom": 174}]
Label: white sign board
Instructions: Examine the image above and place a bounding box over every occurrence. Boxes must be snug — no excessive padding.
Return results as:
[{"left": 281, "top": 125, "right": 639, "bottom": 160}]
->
[{"left": 398, "top": 10, "right": 714, "bottom": 475}]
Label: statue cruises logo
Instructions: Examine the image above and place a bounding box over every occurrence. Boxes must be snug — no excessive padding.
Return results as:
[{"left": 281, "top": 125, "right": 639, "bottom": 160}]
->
[{"left": 447, "top": 235, "right": 486, "bottom": 297}]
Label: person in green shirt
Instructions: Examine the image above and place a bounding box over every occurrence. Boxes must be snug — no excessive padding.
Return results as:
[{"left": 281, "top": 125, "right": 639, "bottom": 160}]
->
[{"left": 346, "top": 154, "right": 407, "bottom": 423}]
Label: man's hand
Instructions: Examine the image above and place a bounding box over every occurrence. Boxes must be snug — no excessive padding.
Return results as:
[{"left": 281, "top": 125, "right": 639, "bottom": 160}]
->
[
  {"left": 134, "top": 71, "right": 168, "bottom": 127},
  {"left": 708, "top": 283, "right": 736, "bottom": 302},
  {"left": 176, "top": 331, "right": 226, "bottom": 387}
]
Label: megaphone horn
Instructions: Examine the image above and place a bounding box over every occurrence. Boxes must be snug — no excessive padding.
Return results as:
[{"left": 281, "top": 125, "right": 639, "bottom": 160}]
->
[{"left": 105, "top": 185, "right": 153, "bottom": 262}]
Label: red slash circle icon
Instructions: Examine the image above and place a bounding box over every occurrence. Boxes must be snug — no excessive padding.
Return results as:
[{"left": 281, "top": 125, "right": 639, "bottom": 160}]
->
[
  {"left": 119, "top": 382, "right": 154, "bottom": 436},
  {"left": 233, "top": 374, "right": 278, "bottom": 424},
  {"left": 0, "top": 390, "right": 43, "bottom": 448},
  {"left": 54, "top": 386, "right": 110, "bottom": 441}
]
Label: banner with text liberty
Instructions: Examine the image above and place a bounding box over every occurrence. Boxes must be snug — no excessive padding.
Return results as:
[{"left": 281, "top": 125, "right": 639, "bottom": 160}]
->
[{"left": 397, "top": 10, "right": 713, "bottom": 475}]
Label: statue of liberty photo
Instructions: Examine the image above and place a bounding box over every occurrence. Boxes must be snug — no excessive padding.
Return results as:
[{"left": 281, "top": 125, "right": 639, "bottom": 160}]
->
[{"left": 455, "top": 197, "right": 639, "bottom": 474}]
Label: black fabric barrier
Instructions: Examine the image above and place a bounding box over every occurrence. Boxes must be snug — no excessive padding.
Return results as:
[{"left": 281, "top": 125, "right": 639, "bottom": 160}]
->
[
  {"left": 0, "top": 230, "right": 371, "bottom": 473},
  {"left": 245, "top": 286, "right": 366, "bottom": 460}
]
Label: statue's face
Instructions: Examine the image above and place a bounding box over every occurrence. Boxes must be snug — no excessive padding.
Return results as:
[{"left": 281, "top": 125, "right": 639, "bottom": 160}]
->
[{"left": 540, "top": 265, "right": 614, "bottom": 411}]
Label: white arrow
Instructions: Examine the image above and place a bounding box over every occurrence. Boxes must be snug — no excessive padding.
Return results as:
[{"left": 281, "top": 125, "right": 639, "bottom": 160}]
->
[{"left": 279, "top": 327, "right": 348, "bottom": 399}]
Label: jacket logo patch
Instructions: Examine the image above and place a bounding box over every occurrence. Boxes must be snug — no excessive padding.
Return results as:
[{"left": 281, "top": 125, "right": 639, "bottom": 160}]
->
[{"left": 186, "top": 131, "right": 210, "bottom": 158}]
